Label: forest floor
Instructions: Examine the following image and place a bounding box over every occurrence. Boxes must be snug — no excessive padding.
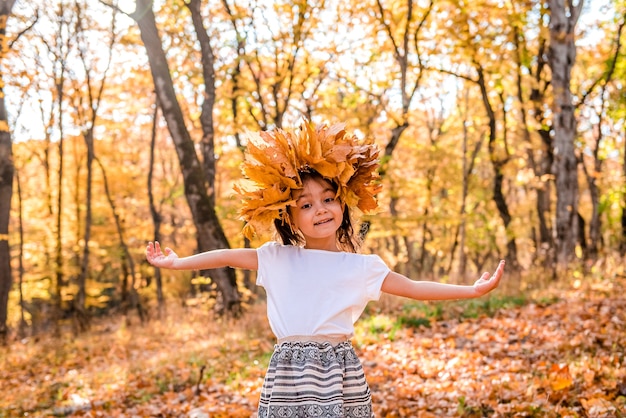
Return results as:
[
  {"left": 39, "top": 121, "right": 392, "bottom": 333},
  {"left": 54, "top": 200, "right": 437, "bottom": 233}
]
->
[{"left": 1, "top": 268, "right": 625, "bottom": 418}]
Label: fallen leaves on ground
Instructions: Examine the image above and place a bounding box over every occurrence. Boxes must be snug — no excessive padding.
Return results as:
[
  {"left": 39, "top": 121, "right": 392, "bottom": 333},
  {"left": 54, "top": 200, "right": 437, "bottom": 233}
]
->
[{"left": 1, "top": 275, "right": 625, "bottom": 417}]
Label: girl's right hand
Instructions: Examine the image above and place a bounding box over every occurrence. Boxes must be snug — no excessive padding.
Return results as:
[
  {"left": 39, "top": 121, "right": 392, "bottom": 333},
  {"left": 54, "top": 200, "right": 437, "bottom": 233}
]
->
[{"left": 146, "top": 241, "right": 178, "bottom": 269}]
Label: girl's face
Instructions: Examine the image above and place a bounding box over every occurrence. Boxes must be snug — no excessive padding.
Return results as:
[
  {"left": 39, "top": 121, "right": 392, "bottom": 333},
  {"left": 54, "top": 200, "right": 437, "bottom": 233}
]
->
[{"left": 291, "top": 177, "right": 344, "bottom": 251}]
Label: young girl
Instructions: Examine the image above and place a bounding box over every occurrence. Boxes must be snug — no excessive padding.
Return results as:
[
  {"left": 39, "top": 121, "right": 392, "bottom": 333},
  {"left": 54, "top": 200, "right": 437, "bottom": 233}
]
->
[{"left": 145, "top": 122, "right": 505, "bottom": 418}]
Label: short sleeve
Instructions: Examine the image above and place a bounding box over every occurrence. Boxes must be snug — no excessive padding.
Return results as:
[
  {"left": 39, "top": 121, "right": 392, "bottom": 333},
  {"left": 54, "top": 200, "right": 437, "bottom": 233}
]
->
[
  {"left": 363, "top": 254, "right": 391, "bottom": 301},
  {"left": 255, "top": 241, "right": 280, "bottom": 288}
]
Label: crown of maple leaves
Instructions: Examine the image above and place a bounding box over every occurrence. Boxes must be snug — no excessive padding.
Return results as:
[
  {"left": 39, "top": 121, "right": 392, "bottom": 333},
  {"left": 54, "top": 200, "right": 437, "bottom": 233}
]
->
[{"left": 234, "top": 121, "right": 382, "bottom": 239}]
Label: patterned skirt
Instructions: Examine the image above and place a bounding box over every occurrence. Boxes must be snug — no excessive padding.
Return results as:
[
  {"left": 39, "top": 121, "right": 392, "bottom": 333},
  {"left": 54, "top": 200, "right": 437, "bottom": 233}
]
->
[{"left": 257, "top": 340, "right": 374, "bottom": 418}]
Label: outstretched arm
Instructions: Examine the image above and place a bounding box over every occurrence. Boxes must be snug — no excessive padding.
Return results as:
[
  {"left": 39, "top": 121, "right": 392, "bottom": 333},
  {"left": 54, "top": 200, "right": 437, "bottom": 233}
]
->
[
  {"left": 381, "top": 260, "right": 505, "bottom": 300},
  {"left": 145, "top": 241, "right": 258, "bottom": 271}
]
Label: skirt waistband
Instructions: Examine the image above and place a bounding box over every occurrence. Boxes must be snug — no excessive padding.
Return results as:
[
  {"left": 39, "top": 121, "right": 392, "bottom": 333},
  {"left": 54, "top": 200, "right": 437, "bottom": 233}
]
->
[{"left": 277, "top": 334, "right": 352, "bottom": 347}]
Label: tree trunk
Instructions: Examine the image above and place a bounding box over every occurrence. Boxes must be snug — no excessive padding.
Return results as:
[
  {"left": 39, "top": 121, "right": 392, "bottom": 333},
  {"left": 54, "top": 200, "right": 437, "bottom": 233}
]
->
[
  {"left": 581, "top": 19, "right": 623, "bottom": 260},
  {"left": 583, "top": 153, "right": 601, "bottom": 260},
  {"left": 148, "top": 95, "right": 164, "bottom": 313},
  {"left": 132, "top": 0, "right": 240, "bottom": 314},
  {"left": 96, "top": 157, "right": 145, "bottom": 322},
  {"left": 619, "top": 122, "right": 626, "bottom": 257},
  {"left": 15, "top": 171, "right": 26, "bottom": 335},
  {"left": 451, "top": 97, "right": 483, "bottom": 277},
  {"left": 536, "top": 129, "right": 555, "bottom": 257},
  {"left": 548, "top": 0, "right": 583, "bottom": 268},
  {"left": 187, "top": 0, "right": 216, "bottom": 188},
  {"left": 0, "top": 0, "right": 16, "bottom": 344},
  {"left": 512, "top": 22, "right": 554, "bottom": 264},
  {"left": 74, "top": 128, "right": 93, "bottom": 332},
  {"left": 475, "top": 64, "right": 519, "bottom": 268},
  {"left": 54, "top": 36, "right": 67, "bottom": 332},
  {"left": 186, "top": 0, "right": 241, "bottom": 309}
]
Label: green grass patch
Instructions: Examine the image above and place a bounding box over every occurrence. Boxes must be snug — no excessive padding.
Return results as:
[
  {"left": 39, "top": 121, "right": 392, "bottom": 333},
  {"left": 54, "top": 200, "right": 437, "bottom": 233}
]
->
[
  {"left": 361, "top": 294, "right": 535, "bottom": 338},
  {"left": 456, "top": 294, "right": 528, "bottom": 319}
]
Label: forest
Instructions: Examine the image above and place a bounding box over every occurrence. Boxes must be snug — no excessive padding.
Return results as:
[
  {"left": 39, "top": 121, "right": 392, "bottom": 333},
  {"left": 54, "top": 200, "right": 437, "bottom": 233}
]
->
[{"left": 0, "top": 0, "right": 625, "bottom": 416}]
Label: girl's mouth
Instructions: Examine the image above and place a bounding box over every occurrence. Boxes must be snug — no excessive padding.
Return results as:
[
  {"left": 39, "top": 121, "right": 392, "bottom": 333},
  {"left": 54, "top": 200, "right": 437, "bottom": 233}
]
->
[{"left": 314, "top": 218, "right": 333, "bottom": 226}]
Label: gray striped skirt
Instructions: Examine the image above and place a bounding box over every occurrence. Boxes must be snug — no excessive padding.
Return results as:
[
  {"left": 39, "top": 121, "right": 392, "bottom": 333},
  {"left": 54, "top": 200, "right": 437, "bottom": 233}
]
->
[{"left": 257, "top": 339, "right": 374, "bottom": 418}]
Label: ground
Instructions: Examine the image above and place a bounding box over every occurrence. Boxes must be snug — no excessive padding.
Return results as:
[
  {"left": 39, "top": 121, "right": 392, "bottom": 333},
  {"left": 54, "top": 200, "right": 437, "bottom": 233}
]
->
[{"left": 1, "top": 273, "right": 625, "bottom": 417}]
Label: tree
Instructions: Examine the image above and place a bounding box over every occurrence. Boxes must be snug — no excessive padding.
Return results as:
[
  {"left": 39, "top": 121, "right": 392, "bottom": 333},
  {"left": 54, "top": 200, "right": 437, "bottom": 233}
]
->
[
  {"left": 373, "top": 0, "right": 432, "bottom": 171},
  {"left": 221, "top": 0, "right": 330, "bottom": 130},
  {"left": 437, "top": 0, "right": 521, "bottom": 268},
  {"left": 548, "top": 0, "right": 583, "bottom": 268},
  {"left": 129, "top": 0, "right": 240, "bottom": 314},
  {"left": 68, "top": 0, "right": 122, "bottom": 330},
  {"left": 578, "top": 17, "right": 625, "bottom": 260},
  {"left": 46, "top": 1, "right": 74, "bottom": 330},
  {"left": 510, "top": 1, "right": 555, "bottom": 266},
  {"left": 0, "top": 0, "right": 17, "bottom": 343}
]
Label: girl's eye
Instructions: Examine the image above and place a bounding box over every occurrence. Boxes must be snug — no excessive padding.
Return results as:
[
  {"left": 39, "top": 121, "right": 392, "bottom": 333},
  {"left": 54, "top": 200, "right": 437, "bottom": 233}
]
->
[
  {"left": 301, "top": 203, "right": 312, "bottom": 209},
  {"left": 324, "top": 197, "right": 335, "bottom": 203}
]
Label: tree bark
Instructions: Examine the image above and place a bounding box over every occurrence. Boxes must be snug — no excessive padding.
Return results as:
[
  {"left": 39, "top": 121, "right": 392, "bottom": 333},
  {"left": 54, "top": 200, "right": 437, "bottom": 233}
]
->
[
  {"left": 186, "top": 0, "right": 217, "bottom": 189},
  {"left": 619, "top": 122, "right": 626, "bottom": 257},
  {"left": 53, "top": 5, "right": 69, "bottom": 332},
  {"left": 548, "top": 0, "right": 583, "bottom": 268},
  {"left": 449, "top": 91, "right": 483, "bottom": 276},
  {"left": 132, "top": 0, "right": 240, "bottom": 313},
  {"left": 72, "top": 2, "right": 120, "bottom": 331},
  {"left": 475, "top": 64, "right": 519, "bottom": 268},
  {"left": 96, "top": 157, "right": 145, "bottom": 322},
  {"left": 0, "top": 0, "right": 16, "bottom": 344},
  {"left": 512, "top": 20, "right": 554, "bottom": 265},
  {"left": 147, "top": 95, "right": 164, "bottom": 313},
  {"left": 580, "top": 18, "right": 624, "bottom": 260},
  {"left": 219, "top": 6, "right": 254, "bottom": 292}
]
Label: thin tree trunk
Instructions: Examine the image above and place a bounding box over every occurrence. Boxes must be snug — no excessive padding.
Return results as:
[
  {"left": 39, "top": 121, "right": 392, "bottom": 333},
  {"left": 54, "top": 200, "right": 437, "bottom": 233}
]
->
[
  {"left": 72, "top": 2, "right": 119, "bottom": 331},
  {"left": 548, "top": 0, "right": 583, "bottom": 268},
  {"left": 581, "top": 19, "right": 624, "bottom": 260},
  {"left": 53, "top": 5, "right": 69, "bottom": 332},
  {"left": 74, "top": 129, "right": 93, "bottom": 332},
  {"left": 536, "top": 129, "right": 555, "bottom": 263},
  {"left": 221, "top": 0, "right": 253, "bottom": 292},
  {"left": 512, "top": 22, "right": 554, "bottom": 263},
  {"left": 15, "top": 170, "right": 26, "bottom": 335},
  {"left": 187, "top": 0, "right": 216, "bottom": 188},
  {"left": 147, "top": 95, "right": 164, "bottom": 314},
  {"left": 619, "top": 122, "right": 626, "bottom": 257},
  {"left": 0, "top": 0, "right": 17, "bottom": 344},
  {"left": 447, "top": 90, "right": 484, "bottom": 276},
  {"left": 96, "top": 157, "right": 145, "bottom": 322},
  {"left": 131, "top": 0, "right": 240, "bottom": 314},
  {"left": 475, "top": 64, "right": 519, "bottom": 268}
]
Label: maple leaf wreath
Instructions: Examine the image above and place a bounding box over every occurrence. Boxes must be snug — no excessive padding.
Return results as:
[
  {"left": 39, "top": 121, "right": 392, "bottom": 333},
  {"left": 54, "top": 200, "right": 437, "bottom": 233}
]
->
[{"left": 233, "top": 121, "right": 383, "bottom": 239}]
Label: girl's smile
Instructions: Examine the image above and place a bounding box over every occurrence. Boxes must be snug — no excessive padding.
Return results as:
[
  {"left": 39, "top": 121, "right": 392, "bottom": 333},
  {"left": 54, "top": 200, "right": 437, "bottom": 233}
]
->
[{"left": 291, "top": 177, "right": 344, "bottom": 251}]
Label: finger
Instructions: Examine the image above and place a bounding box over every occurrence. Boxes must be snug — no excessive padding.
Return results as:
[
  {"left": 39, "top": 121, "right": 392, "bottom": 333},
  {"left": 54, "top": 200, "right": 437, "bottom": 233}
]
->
[
  {"left": 495, "top": 261, "right": 506, "bottom": 278},
  {"left": 155, "top": 241, "right": 161, "bottom": 253}
]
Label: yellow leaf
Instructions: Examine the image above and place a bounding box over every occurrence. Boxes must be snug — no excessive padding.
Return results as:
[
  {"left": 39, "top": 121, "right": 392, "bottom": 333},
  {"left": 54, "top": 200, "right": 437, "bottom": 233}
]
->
[{"left": 549, "top": 364, "right": 573, "bottom": 391}]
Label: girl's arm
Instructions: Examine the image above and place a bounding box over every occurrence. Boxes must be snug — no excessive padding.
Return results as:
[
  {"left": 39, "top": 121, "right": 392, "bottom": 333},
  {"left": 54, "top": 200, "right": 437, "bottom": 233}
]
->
[
  {"left": 145, "top": 241, "right": 258, "bottom": 271},
  {"left": 381, "top": 260, "right": 505, "bottom": 300}
]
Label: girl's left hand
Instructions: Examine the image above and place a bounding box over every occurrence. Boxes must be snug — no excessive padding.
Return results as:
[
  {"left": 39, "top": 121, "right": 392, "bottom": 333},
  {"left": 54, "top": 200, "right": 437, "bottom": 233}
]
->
[
  {"left": 146, "top": 241, "right": 179, "bottom": 269},
  {"left": 473, "top": 260, "right": 506, "bottom": 296}
]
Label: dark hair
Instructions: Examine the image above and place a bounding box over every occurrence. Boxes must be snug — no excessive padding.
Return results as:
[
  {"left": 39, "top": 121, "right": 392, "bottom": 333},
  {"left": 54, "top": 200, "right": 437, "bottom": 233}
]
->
[{"left": 273, "top": 171, "right": 361, "bottom": 253}]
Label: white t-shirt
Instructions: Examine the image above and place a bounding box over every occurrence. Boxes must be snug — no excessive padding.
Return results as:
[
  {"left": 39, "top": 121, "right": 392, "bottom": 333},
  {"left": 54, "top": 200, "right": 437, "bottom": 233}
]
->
[{"left": 256, "top": 241, "right": 391, "bottom": 339}]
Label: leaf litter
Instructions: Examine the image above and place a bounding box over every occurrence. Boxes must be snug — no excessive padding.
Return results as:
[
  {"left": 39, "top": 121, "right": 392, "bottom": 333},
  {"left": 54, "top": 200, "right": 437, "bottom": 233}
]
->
[{"left": 0, "top": 275, "right": 624, "bottom": 417}]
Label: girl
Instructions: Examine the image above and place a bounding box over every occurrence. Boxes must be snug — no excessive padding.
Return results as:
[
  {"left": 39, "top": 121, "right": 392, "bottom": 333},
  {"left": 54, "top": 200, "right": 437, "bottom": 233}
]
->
[{"left": 145, "top": 122, "right": 505, "bottom": 418}]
